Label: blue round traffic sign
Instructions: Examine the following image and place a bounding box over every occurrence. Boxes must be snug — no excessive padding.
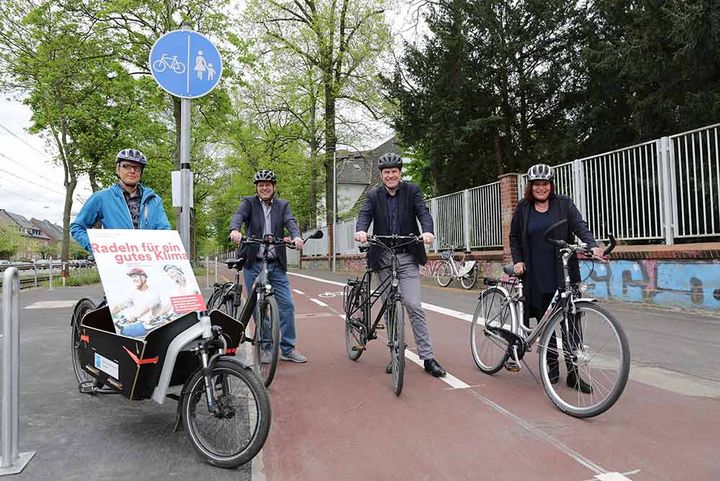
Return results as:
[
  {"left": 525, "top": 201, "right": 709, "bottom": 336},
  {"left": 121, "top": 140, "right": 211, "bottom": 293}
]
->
[{"left": 149, "top": 30, "right": 222, "bottom": 99}]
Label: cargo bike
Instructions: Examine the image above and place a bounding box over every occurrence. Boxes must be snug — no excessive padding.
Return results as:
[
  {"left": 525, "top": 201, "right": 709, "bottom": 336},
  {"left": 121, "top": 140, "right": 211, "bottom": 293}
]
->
[{"left": 69, "top": 297, "right": 271, "bottom": 468}]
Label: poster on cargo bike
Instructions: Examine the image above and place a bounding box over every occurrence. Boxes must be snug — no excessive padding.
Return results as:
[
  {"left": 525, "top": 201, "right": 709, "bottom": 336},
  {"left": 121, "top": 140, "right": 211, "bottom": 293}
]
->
[{"left": 87, "top": 229, "right": 206, "bottom": 338}]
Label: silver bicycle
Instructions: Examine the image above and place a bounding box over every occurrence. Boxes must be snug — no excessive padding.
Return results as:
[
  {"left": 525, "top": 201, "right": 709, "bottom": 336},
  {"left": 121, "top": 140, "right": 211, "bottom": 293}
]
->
[
  {"left": 435, "top": 244, "right": 478, "bottom": 289},
  {"left": 470, "top": 221, "right": 630, "bottom": 418}
]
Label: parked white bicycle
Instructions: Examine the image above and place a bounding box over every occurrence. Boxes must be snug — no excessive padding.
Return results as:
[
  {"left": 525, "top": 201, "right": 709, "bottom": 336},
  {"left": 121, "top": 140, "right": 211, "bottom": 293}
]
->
[{"left": 435, "top": 244, "right": 478, "bottom": 289}]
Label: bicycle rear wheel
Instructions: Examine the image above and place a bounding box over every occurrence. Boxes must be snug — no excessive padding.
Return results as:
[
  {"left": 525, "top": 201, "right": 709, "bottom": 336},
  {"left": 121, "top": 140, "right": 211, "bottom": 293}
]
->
[
  {"left": 181, "top": 358, "right": 271, "bottom": 468},
  {"left": 71, "top": 298, "right": 97, "bottom": 386},
  {"left": 470, "top": 287, "right": 511, "bottom": 374},
  {"left": 343, "top": 283, "right": 367, "bottom": 361},
  {"left": 389, "top": 300, "right": 405, "bottom": 396},
  {"left": 460, "top": 264, "right": 478, "bottom": 290},
  {"left": 252, "top": 296, "right": 280, "bottom": 387},
  {"left": 537, "top": 301, "right": 630, "bottom": 418},
  {"left": 435, "top": 261, "right": 453, "bottom": 287}
]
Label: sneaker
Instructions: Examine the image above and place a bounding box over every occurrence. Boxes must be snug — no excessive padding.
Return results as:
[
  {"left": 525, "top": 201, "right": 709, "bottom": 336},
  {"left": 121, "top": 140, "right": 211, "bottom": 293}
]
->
[
  {"left": 260, "top": 350, "right": 273, "bottom": 364},
  {"left": 280, "top": 349, "right": 308, "bottom": 363}
]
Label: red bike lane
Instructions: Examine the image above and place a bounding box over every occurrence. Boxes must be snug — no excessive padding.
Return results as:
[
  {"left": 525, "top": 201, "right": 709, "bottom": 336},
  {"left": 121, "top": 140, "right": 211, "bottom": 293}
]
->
[{"left": 229, "top": 270, "right": 720, "bottom": 481}]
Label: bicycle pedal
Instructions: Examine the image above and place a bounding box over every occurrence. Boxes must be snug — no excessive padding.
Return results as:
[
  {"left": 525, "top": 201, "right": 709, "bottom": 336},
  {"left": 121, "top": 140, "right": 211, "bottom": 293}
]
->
[
  {"left": 78, "top": 381, "right": 97, "bottom": 394},
  {"left": 376, "top": 323, "right": 385, "bottom": 330},
  {"left": 352, "top": 345, "right": 366, "bottom": 352},
  {"left": 504, "top": 361, "right": 521, "bottom": 372}
]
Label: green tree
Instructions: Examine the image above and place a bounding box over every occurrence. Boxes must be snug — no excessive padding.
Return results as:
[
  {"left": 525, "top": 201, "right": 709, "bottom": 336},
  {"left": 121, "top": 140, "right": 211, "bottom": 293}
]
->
[
  {"left": 246, "top": 0, "right": 393, "bottom": 255},
  {"left": 388, "top": 0, "right": 586, "bottom": 194},
  {"left": 0, "top": 226, "right": 21, "bottom": 259}
]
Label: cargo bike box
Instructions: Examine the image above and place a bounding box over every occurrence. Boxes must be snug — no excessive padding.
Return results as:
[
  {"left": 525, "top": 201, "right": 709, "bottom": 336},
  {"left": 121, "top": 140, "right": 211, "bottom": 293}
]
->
[{"left": 77, "top": 305, "right": 244, "bottom": 400}]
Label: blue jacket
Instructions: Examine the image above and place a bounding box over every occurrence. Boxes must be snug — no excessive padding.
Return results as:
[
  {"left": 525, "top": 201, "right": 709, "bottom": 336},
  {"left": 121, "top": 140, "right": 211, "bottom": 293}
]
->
[{"left": 70, "top": 183, "right": 171, "bottom": 252}]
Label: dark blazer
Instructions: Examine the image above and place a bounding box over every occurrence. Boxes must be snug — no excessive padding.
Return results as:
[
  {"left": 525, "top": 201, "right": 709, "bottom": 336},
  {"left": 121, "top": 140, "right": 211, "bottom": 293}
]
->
[
  {"left": 229, "top": 195, "right": 301, "bottom": 271},
  {"left": 356, "top": 182, "right": 434, "bottom": 270},
  {"left": 509, "top": 194, "right": 597, "bottom": 293}
]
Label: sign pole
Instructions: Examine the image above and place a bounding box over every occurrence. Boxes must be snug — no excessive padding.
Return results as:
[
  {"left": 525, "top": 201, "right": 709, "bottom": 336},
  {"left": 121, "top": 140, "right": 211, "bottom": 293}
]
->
[
  {"left": 149, "top": 25, "right": 223, "bottom": 259},
  {"left": 180, "top": 96, "right": 191, "bottom": 254}
]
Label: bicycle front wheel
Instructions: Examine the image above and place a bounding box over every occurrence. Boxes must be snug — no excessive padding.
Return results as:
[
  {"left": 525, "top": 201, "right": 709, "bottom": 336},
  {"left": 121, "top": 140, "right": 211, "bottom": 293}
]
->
[
  {"left": 460, "top": 264, "right": 478, "bottom": 290},
  {"left": 181, "top": 358, "right": 271, "bottom": 468},
  {"left": 389, "top": 300, "right": 405, "bottom": 396},
  {"left": 71, "top": 298, "right": 97, "bottom": 386},
  {"left": 470, "top": 287, "right": 511, "bottom": 374},
  {"left": 537, "top": 301, "right": 630, "bottom": 418},
  {"left": 435, "top": 261, "right": 453, "bottom": 287},
  {"left": 253, "top": 296, "right": 280, "bottom": 387}
]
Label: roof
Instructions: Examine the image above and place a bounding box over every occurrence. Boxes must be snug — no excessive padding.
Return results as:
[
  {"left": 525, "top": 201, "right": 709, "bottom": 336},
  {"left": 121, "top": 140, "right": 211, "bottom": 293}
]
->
[
  {"left": 31, "top": 218, "right": 64, "bottom": 241},
  {"left": 336, "top": 150, "right": 372, "bottom": 185}
]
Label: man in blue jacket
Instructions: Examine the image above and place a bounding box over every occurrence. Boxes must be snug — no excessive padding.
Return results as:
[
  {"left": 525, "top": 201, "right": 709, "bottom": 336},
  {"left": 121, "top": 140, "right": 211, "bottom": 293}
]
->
[{"left": 70, "top": 148, "right": 171, "bottom": 252}]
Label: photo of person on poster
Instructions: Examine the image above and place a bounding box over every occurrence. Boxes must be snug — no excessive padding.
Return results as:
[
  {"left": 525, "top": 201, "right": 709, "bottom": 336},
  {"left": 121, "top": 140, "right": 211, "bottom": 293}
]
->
[{"left": 110, "top": 267, "right": 167, "bottom": 336}]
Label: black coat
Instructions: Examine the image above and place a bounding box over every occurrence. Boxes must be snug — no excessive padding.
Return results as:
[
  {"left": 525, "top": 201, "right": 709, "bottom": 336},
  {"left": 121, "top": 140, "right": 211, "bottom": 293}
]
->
[
  {"left": 355, "top": 182, "right": 434, "bottom": 270},
  {"left": 229, "top": 195, "right": 301, "bottom": 271},
  {"left": 509, "top": 194, "right": 597, "bottom": 295}
]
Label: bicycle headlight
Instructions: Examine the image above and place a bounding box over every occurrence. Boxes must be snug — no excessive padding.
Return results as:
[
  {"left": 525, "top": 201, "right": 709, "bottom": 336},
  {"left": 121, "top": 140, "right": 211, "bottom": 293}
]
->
[{"left": 577, "top": 282, "right": 588, "bottom": 293}]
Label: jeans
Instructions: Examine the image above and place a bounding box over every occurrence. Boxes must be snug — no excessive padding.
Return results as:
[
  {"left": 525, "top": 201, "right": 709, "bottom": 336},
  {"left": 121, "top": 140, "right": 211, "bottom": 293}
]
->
[{"left": 243, "top": 261, "right": 297, "bottom": 355}]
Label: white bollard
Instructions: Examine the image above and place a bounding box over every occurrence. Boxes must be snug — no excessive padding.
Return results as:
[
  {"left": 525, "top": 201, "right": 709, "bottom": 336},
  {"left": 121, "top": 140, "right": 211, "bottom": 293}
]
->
[{"left": 0, "top": 268, "right": 36, "bottom": 474}]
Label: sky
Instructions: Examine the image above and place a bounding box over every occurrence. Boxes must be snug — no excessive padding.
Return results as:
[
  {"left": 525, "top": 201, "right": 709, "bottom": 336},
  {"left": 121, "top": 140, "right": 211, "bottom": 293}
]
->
[
  {"left": 0, "top": 97, "right": 92, "bottom": 226},
  {"left": 0, "top": 2, "right": 429, "bottom": 228}
]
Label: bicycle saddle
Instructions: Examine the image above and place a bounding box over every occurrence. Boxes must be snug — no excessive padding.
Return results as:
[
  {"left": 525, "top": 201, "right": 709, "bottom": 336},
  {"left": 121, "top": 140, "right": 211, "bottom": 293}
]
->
[
  {"left": 225, "top": 257, "right": 246, "bottom": 270},
  {"left": 503, "top": 264, "right": 515, "bottom": 276}
]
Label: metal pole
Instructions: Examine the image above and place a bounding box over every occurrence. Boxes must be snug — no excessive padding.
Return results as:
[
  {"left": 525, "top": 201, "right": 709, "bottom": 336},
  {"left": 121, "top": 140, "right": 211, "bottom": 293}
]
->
[
  {"left": 0, "top": 268, "right": 35, "bottom": 474},
  {"left": 332, "top": 150, "right": 337, "bottom": 272},
  {"left": 32, "top": 261, "right": 37, "bottom": 288},
  {"left": 47, "top": 257, "right": 53, "bottom": 291},
  {"left": 462, "top": 189, "right": 471, "bottom": 251},
  {"left": 205, "top": 256, "right": 209, "bottom": 289},
  {"left": 61, "top": 262, "right": 66, "bottom": 288},
  {"left": 179, "top": 23, "right": 192, "bottom": 257},
  {"left": 214, "top": 256, "right": 218, "bottom": 284}
]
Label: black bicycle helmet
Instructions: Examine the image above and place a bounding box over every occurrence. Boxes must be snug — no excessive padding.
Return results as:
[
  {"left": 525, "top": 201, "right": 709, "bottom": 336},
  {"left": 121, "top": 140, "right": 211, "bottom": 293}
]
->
[
  {"left": 253, "top": 169, "right": 277, "bottom": 184},
  {"left": 527, "top": 163, "right": 554, "bottom": 181},
  {"left": 377, "top": 152, "right": 403, "bottom": 170},
  {"left": 116, "top": 148, "right": 147, "bottom": 166}
]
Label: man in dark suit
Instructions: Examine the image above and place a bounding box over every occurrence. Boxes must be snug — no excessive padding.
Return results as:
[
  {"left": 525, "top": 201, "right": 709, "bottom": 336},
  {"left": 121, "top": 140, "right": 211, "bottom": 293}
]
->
[
  {"left": 354, "top": 153, "right": 446, "bottom": 377},
  {"left": 229, "top": 169, "right": 307, "bottom": 363}
]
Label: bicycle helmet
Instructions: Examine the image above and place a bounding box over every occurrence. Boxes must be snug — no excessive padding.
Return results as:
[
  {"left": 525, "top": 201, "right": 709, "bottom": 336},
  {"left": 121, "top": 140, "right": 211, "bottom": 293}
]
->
[
  {"left": 377, "top": 152, "right": 403, "bottom": 170},
  {"left": 127, "top": 267, "right": 147, "bottom": 277},
  {"left": 253, "top": 169, "right": 277, "bottom": 184},
  {"left": 163, "top": 264, "right": 183, "bottom": 275},
  {"left": 116, "top": 148, "right": 147, "bottom": 166},
  {"left": 527, "top": 163, "right": 554, "bottom": 181}
]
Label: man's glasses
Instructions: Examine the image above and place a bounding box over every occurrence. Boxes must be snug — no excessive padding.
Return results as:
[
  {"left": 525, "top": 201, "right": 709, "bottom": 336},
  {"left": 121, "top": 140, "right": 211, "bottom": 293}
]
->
[{"left": 119, "top": 163, "right": 142, "bottom": 172}]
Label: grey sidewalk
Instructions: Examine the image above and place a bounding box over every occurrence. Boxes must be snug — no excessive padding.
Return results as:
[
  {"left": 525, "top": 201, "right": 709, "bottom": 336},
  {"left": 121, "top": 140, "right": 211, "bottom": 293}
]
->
[{"left": 10, "top": 285, "right": 252, "bottom": 481}]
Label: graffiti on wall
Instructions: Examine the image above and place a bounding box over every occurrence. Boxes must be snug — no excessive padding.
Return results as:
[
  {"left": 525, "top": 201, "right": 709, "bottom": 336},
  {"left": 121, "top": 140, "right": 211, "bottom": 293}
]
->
[{"left": 580, "top": 260, "right": 720, "bottom": 309}]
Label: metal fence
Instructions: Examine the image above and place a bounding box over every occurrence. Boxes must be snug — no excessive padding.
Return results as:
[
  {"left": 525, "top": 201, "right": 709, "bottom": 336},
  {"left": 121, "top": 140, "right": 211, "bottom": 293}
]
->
[{"left": 303, "top": 122, "right": 720, "bottom": 254}]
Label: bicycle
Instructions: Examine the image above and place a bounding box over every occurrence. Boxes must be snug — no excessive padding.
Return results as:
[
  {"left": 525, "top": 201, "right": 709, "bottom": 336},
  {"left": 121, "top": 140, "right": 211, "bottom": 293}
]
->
[
  {"left": 70, "top": 299, "right": 271, "bottom": 467},
  {"left": 152, "top": 53, "right": 186, "bottom": 74},
  {"left": 470, "top": 220, "right": 630, "bottom": 418},
  {"left": 343, "top": 234, "right": 422, "bottom": 395},
  {"left": 207, "top": 230, "right": 324, "bottom": 388},
  {"left": 435, "top": 244, "right": 478, "bottom": 289}
]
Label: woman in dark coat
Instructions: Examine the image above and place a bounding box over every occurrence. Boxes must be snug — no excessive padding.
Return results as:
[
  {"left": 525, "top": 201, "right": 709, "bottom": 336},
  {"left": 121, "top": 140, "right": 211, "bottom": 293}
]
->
[{"left": 509, "top": 163, "right": 604, "bottom": 393}]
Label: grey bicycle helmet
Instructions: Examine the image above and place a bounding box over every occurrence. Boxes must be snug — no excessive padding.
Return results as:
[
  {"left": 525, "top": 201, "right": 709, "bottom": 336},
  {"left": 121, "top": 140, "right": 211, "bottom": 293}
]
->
[
  {"left": 116, "top": 148, "right": 147, "bottom": 166},
  {"left": 527, "top": 163, "right": 554, "bottom": 181},
  {"left": 377, "top": 152, "right": 403, "bottom": 170},
  {"left": 253, "top": 169, "right": 277, "bottom": 184}
]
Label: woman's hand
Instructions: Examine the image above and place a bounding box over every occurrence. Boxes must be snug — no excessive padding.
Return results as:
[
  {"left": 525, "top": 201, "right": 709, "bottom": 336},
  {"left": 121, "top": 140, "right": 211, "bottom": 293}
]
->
[
  {"left": 591, "top": 246, "right": 606, "bottom": 261},
  {"left": 513, "top": 262, "right": 525, "bottom": 275}
]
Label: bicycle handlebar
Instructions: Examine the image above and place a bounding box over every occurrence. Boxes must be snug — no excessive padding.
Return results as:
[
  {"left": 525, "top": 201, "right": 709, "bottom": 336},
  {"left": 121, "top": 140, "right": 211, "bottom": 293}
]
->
[
  {"left": 542, "top": 219, "right": 616, "bottom": 257},
  {"left": 358, "top": 234, "right": 423, "bottom": 253}
]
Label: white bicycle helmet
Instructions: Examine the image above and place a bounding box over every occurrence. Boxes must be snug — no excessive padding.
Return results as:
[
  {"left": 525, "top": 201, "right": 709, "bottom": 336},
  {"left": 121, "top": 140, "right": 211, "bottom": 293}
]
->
[
  {"left": 527, "top": 163, "right": 554, "bottom": 181},
  {"left": 253, "top": 169, "right": 277, "bottom": 184},
  {"left": 116, "top": 148, "right": 147, "bottom": 166}
]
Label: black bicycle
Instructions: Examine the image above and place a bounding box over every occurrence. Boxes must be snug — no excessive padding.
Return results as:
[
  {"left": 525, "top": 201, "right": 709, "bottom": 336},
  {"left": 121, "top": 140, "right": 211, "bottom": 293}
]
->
[
  {"left": 207, "top": 230, "right": 323, "bottom": 387},
  {"left": 70, "top": 300, "right": 271, "bottom": 468},
  {"left": 343, "top": 234, "right": 422, "bottom": 395}
]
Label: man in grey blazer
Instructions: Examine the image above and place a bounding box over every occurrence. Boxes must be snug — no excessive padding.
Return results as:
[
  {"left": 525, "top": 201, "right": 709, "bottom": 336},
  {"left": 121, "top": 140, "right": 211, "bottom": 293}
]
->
[{"left": 229, "top": 169, "right": 307, "bottom": 363}]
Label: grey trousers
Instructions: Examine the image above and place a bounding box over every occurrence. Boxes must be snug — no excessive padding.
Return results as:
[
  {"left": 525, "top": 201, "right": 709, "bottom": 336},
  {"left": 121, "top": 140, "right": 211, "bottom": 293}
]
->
[{"left": 375, "top": 252, "right": 434, "bottom": 360}]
